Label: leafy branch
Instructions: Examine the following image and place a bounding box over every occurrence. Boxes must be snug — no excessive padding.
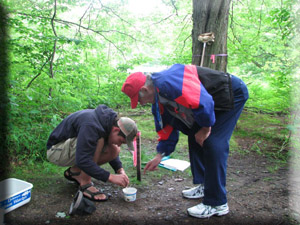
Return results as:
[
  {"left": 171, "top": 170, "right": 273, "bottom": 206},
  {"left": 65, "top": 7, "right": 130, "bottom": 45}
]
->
[
  {"left": 48, "top": 0, "right": 58, "bottom": 97},
  {"left": 150, "top": 14, "right": 174, "bottom": 26},
  {"left": 15, "top": 12, "right": 137, "bottom": 59},
  {"left": 26, "top": 54, "right": 52, "bottom": 89},
  {"left": 98, "top": 0, "right": 136, "bottom": 29},
  {"left": 77, "top": 3, "right": 93, "bottom": 37},
  {"left": 174, "top": 14, "right": 192, "bottom": 54},
  {"left": 50, "top": 0, "right": 57, "bottom": 80},
  {"left": 16, "top": 12, "right": 138, "bottom": 40},
  {"left": 170, "top": 0, "right": 178, "bottom": 16}
]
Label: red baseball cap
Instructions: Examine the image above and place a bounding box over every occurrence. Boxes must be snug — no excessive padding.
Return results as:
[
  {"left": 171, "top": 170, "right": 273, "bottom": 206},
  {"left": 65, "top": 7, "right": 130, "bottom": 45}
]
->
[{"left": 122, "top": 72, "right": 147, "bottom": 109}]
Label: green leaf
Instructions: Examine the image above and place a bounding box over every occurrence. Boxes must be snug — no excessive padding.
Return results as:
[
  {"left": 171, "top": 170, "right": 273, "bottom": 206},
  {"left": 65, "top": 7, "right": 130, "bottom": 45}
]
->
[{"left": 29, "top": 110, "right": 41, "bottom": 114}]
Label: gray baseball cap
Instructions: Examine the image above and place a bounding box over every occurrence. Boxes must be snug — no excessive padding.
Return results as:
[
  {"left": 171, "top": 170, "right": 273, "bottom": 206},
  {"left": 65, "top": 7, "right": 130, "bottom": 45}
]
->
[{"left": 117, "top": 117, "right": 137, "bottom": 150}]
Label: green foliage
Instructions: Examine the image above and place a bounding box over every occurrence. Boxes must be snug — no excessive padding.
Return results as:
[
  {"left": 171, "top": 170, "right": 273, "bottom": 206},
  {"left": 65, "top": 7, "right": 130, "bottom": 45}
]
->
[
  {"left": 130, "top": 110, "right": 156, "bottom": 140},
  {"left": 3, "top": 0, "right": 294, "bottom": 163},
  {"left": 228, "top": 0, "right": 296, "bottom": 113}
]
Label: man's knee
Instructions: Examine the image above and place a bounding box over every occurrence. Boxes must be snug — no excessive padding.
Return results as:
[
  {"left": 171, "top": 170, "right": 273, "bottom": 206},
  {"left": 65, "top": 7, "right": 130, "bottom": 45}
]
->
[
  {"left": 204, "top": 136, "right": 228, "bottom": 154},
  {"left": 109, "top": 145, "right": 120, "bottom": 159},
  {"left": 95, "top": 144, "right": 120, "bottom": 165}
]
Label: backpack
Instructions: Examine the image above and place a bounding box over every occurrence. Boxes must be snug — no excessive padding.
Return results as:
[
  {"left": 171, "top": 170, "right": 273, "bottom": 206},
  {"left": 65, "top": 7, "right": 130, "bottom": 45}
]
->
[{"left": 196, "top": 66, "right": 234, "bottom": 111}]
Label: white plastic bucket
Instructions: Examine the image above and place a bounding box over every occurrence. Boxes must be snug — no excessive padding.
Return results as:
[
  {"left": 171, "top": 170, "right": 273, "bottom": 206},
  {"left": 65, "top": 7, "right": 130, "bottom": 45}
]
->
[
  {"left": 122, "top": 187, "right": 137, "bottom": 202},
  {"left": 0, "top": 178, "right": 33, "bottom": 214}
]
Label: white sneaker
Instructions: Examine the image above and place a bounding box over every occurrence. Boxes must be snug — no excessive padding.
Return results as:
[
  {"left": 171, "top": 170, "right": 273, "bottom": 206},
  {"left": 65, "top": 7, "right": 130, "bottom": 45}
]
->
[
  {"left": 187, "top": 202, "right": 229, "bottom": 218},
  {"left": 182, "top": 184, "right": 204, "bottom": 199}
]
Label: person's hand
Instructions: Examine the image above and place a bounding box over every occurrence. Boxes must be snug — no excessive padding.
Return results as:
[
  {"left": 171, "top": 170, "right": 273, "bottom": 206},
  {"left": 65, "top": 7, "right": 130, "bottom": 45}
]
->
[
  {"left": 195, "top": 127, "right": 211, "bottom": 147},
  {"left": 108, "top": 173, "right": 129, "bottom": 187},
  {"left": 117, "top": 168, "right": 126, "bottom": 175},
  {"left": 144, "top": 153, "right": 163, "bottom": 174}
]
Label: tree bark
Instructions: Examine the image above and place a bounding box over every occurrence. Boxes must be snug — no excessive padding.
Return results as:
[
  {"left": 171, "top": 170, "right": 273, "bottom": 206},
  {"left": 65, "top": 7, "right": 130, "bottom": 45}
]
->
[{"left": 192, "top": 0, "right": 231, "bottom": 72}]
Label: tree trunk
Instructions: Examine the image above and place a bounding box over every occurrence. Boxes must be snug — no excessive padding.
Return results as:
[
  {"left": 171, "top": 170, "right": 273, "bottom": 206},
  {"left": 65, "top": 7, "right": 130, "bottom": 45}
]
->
[{"left": 192, "top": 0, "right": 231, "bottom": 72}]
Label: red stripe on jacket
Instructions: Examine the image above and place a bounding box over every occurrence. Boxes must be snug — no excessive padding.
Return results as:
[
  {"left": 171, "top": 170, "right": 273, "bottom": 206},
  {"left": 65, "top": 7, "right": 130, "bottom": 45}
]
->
[
  {"left": 157, "top": 125, "right": 173, "bottom": 141},
  {"left": 174, "top": 65, "right": 200, "bottom": 109}
]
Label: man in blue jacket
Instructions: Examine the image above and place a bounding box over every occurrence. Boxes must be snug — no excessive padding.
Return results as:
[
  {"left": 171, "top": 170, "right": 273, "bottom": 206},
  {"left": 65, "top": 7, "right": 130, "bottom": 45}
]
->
[
  {"left": 47, "top": 104, "right": 137, "bottom": 202},
  {"left": 122, "top": 64, "right": 248, "bottom": 218}
]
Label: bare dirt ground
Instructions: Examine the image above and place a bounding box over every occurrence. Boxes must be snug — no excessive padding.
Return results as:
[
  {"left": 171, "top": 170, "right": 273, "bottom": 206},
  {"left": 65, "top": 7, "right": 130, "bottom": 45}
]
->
[{"left": 4, "top": 137, "right": 298, "bottom": 225}]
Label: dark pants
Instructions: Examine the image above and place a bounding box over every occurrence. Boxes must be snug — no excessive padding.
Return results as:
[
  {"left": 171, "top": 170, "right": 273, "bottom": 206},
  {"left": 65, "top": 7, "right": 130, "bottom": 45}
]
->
[{"left": 188, "top": 75, "right": 249, "bottom": 206}]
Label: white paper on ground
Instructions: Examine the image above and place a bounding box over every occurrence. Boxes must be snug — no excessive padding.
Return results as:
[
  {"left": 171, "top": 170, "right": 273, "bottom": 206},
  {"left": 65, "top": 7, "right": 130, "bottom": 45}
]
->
[{"left": 160, "top": 159, "right": 190, "bottom": 171}]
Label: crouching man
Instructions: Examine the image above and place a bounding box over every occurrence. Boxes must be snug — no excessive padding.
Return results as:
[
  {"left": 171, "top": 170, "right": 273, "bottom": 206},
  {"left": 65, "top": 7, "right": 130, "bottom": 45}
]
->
[{"left": 47, "top": 104, "right": 137, "bottom": 202}]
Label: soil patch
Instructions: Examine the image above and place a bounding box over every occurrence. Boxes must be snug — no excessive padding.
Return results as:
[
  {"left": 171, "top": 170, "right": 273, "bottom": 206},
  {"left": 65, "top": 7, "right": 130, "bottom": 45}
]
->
[{"left": 4, "top": 148, "right": 296, "bottom": 225}]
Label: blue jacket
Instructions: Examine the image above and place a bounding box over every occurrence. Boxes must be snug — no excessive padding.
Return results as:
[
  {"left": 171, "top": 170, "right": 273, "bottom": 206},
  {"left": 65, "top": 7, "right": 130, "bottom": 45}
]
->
[
  {"left": 47, "top": 105, "right": 122, "bottom": 182},
  {"left": 151, "top": 64, "right": 215, "bottom": 156}
]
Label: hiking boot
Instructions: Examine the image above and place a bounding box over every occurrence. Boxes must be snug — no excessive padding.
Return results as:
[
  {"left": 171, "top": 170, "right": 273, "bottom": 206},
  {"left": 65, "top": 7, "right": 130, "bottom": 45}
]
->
[
  {"left": 187, "top": 202, "right": 229, "bottom": 218},
  {"left": 182, "top": 184, "right": 204, "bottom": 199}
]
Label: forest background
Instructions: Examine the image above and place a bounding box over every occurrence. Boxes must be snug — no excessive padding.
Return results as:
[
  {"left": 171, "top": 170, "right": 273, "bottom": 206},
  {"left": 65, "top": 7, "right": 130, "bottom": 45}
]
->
[{"left": 0, "top": 0, "right": 299, "bottom": 173}]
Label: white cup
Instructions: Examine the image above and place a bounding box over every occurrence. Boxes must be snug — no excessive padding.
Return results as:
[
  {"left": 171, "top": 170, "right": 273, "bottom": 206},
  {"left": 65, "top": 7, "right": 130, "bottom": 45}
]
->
[{"left": 122, "top": 187, "right": 137, "bottom": 202}]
